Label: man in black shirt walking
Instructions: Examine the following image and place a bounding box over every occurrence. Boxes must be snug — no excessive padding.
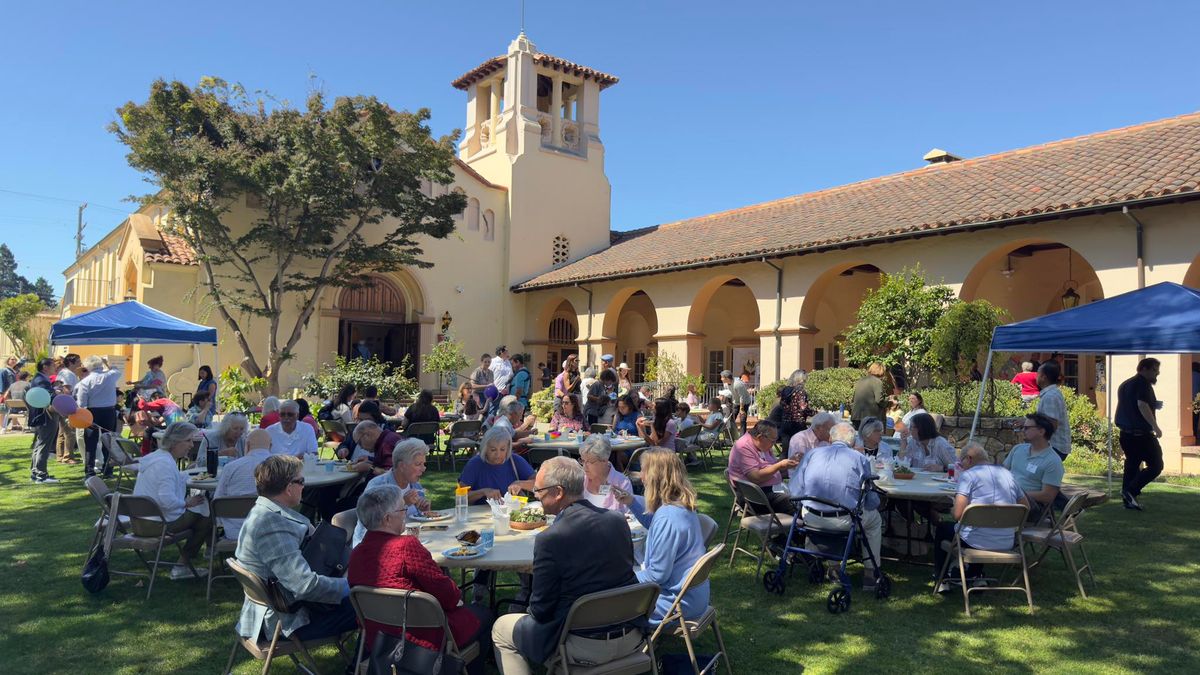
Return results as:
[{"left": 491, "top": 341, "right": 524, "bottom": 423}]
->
[{"left": 1115, "top": 358, "right": 1163, "bottom": 510}]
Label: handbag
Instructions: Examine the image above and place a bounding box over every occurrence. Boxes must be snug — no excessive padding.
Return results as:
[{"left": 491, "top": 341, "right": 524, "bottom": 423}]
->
[
  {"left": 366, "top": 594, "right": 464, "bottom": 675},
  {"left": 266, "top": 521, "right": 350, "bottom": 613},
  {"left": 82, "top": 493, "right": 120, "bottom": 593}
]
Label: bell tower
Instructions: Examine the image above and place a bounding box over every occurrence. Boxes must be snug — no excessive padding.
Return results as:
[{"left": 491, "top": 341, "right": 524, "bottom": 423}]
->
[{"left": 452, "top": 33, "right": 618, "bottom": 285}]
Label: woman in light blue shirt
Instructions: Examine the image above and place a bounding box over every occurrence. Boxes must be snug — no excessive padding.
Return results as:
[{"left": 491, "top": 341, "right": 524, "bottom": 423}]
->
[{"left": 615, "top": 447, "right": 709, "bottom": 625}]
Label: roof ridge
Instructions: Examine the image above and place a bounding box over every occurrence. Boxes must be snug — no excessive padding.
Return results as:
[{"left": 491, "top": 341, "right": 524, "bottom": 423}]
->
[{"left": 648, "top": 109, "right": 1200, "bottom": 233}]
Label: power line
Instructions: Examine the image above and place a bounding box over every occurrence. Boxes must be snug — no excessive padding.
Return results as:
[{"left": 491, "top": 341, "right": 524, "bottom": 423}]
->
[{"left": 0, "top": 188, "right": 127, "bottom": 213}]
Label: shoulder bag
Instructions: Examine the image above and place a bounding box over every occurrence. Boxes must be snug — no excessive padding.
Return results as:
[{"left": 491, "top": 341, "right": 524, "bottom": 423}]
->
[
  {"left": 82, "top": 493, "right": 120, "bottom": 593},
  {"left": 367, "top": 592, "right": 464, "bottom": 675}
]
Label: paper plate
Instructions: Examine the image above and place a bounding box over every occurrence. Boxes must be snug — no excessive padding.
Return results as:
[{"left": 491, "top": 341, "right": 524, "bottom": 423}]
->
[
  {"left": 443, "top": 545, "right": 488, "bottom": 560},
  {"left": 410, "top": 511, "right": 451, "bottom": 522}
]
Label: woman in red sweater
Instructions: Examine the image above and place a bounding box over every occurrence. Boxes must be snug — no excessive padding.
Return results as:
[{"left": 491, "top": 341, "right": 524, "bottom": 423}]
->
[{"left": 347, "top": 485, "right": 492, "bottom": 673}]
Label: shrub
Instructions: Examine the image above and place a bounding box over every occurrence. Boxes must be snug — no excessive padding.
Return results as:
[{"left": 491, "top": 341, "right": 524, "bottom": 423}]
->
[
  {"left": 1062, "top": 386, "right": 1113, "bottom": 452},
  {"left": 302, "top": 355, "right": 418, "bottom": 401},
  {"left": 529, "top": 386, "right": 554, "bottom": 422},
  {"left": 643, "top": 352, "right": 704, "bottom": 395},
  {"left": 920, "top": 380, "right": 1024, "bottom": 418},
  {"left": 218, "top": 366, "right": 267, "bottom": 412},
  {"left": 804, "top": 368, "right": 864, "bottom": 411},
  {"left": 927, "top": 299, "right": 1010, "bottom": 414},
  {"left": 755, "top": 379, "right": 786, "bottom": 417}
]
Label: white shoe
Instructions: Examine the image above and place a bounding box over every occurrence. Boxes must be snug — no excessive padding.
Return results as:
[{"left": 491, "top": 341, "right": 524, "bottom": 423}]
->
[{"left": 169, "top": 565, "right": 209, "bottom": 580}]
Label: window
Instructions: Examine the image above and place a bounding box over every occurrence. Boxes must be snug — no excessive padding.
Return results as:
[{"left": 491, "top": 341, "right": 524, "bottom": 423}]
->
[
  {"left": 548, "top": 317, "right": 576, "bottom": 347},
  {"left": 1063, "top": 353, "right": 1080, "bottom": 391},
  {"left": 814, "top": 347, "right": 825, "bottom": 371},
  {"left": 633, "top": 351, "right": 648, "bottom": 383},
  {"left": 483, "top": 210, "right": 495, "bottom": 241},
  {"left": 466, "top": 198, "right": 480, "bottom": 231},
  {"left": 831, "top": 343, "right": 842, "bottom": 368},
  {"left": 552, "top": 235, "right": 570, "bottom": 265},
  {"left": 707, "top": 350, "right": 725, "bottom": 386}
]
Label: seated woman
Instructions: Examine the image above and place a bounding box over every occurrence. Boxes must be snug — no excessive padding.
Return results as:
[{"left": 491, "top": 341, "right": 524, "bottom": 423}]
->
[
  {"left": 333, "top": 399, "right": 393, "bottom": 458},
  {"left": 903, "top": 413, "right": 956, "bottom": 471},
  {"left": 402, "top": 390, "right": 441, "bottom": 445},
  {"left": 611, "top": 394, "right": 640, "bottom": 436},
  {"left": 614, "top": 448, "right": 709, "bottom": 626},
  {"left": 258, "top": 396, "right": 281, "bottom": 429},
  {"left": 458, "top": 426, "right": 535, "bottom": 505},
  {"left": 187, "top": 390, "right": 215, "bottom": 428},
  {"left": 637, "top": 398, "right": 678, "bottom": 450},
  {"left": 856, "top": 417, "right": 886, "bottom": 457},
  {"left": 294, "top": 398, "right": 321, "bottom": 438},
  {"left": 453, "top": 382, "right": 474, "bottom": 416},
  {"left": 131, "top": 421, "right": 212, "bottom": 579},
  {"left": 549, "top": 393, "right": 585, "bottom": 433},
  {"left": 200, "top": 413, "right": 249, "bottom": 458},
  {"left": 460, "top": 396, "right": 482, "bottom": 422},
  {"left": 318, "top": 383, "right": 357, "bottom": 426},
  {"left": 348, "top": 485, "right": 493, "bottom": 675},
  {"left": 697, "top": 398, "right": 725, "bottom": 445},
  {"left": 579, "top": 434, "right": 633, "bottom": 512}
]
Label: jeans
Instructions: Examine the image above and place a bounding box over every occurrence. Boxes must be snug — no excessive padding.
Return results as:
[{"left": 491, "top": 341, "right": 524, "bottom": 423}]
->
[
  {"left": 56, "top": 415, "right": 78, "bottom": 460},
  {"left": 30, "top": 421, "right": 58, "bottom": 479},
  {"left": 84, "top": 406, "right": 119, "bottom": 476},
  {"left": 1121, "top": 431, "right": 1164, "bottom": 497}
]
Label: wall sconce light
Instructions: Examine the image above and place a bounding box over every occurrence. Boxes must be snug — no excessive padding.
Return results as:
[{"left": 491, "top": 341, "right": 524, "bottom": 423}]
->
[{"left": 440, "top": 311, "right": 452, "bottom": 333}]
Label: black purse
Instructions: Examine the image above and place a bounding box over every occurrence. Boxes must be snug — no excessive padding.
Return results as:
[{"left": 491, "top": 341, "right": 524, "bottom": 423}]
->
[
  {"left": 82, "top": 493, "right": 119, "bottom": 594},
  {"left": 267, "top": 521, "right": 350, "bottom": 613},
  {"left": 367, "top": 594, "right": 464, "bottom": 675}
]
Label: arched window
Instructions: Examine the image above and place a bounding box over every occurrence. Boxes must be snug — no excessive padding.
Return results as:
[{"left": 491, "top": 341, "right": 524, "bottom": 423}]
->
[
  {"left": 467, "top": 198, "right": 480, "bottom": 231},
  {"left": 552, "top": 235, "right": 570, "bottom": 265},
  {"left": 549, "top": 317, "right": 577, "bottom": 347},
  {"left": 483, "top": 210, "right": 495, "bottom": 241}
]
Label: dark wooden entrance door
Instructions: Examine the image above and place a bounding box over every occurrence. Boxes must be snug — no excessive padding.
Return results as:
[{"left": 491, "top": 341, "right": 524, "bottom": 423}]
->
[{"left": 338, "top": 320, "right": 419, "bottom": 378}]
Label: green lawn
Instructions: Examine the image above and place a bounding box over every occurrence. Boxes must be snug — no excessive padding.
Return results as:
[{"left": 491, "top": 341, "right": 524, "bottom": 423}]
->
[{"left": 1, "top": 433, "right": 1199, "bottom": 673}]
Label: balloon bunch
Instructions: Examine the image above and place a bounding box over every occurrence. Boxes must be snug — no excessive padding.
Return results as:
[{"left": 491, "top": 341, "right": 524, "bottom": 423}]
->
[{"left": 25, "top": 389, "right": 95, "bottom": 428}]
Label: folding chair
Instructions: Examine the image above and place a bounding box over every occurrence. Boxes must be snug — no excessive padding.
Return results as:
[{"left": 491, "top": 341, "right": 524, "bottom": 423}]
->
[
  {"left": 85, "top": 475, "right": 129, "bottom": 551},
  {"left": 624, "top": 447, "right": 649, "bottom": 493},
  {"left": 526, "top": 445, "right": 567, "bottom": 467},
  {"left": 446, "top": 420, "right": 483, "bottom": 472},
  {"left": 698, "top": 513, "right": 719, "bottom": 548},
  {"left": 110, "top": 495, "right": 200, "bottom": 600},
  {"left": 107, "top": 434, "right": 143, "bottom": 493},
  {"left": 1021, "top": 492, "right": 1096, "bottom": 597},
  {"left": 330, "top": 508, "right": 358, "bottom": 538},
  {"left": 225, "top": 559, "right": 354, "bottom": 675},
  {"left": 729, "top": 479, "right": 795, "bottom": 577},
  {"left": 719, "top": 470, "right": 746, "bottom": 550},
  {"left": 649, "top": 545, "right": 733, "bottom": 675},
  {"left": 546, "top": 582, "right": 660, "bottom": 675},
  {"left": 318, "top": 420, "right": 347, "bottom": 460},
  {"left": 676, "top": 425, "right": 705, "bottom": 469},
  {"left": 403, "top": 421, "right": 442, "bottom": 469},
  {"left": 933, "top": 503, "right": 1033, "bottom": 616},
  {"left": 349, "top": 586, "right": 479, "bottom": 674},
  {"left": 207, "top": 495, "right": 257, "bottom": 602}
]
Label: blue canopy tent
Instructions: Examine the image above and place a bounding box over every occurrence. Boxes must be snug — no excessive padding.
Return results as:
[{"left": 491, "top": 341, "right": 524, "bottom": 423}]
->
[
  {"left": 970, "top": 282, "right": 1200, "bottom": 489},
  {"left": 51, "top": 301, "right": 219, "bottom": 400}
]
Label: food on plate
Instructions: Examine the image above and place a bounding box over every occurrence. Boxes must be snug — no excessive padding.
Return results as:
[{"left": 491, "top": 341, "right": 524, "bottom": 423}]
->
[
  {"left": 194, "top": 473, "right": 212, "bottom": 481},
  {"left": 447, "top": 545, "right": 480, "bottom": 558},
  {"left": 510, "top": 509, "right": 547, "bottom": 524},
  {"left": 456, "top": 530, "right": 481, "bottom": 545}
]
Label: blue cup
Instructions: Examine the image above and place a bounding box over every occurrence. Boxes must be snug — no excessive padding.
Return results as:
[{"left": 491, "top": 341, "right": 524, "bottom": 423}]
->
[{"left": 481, "top": 528, "right": 495, "bottom": 549}]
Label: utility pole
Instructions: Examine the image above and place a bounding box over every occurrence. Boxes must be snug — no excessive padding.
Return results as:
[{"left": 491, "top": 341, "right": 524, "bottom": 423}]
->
[{"left": 75, "top": 202, "right": 87, "bottom": 259}]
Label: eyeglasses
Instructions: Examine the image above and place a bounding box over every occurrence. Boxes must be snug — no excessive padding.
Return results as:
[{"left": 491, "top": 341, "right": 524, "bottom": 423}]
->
[
  {"left": 280, "top": 412, "right": 298, "bottom": 417},
  {"left": 1021, "top": 425, "right": 1038, "bottom": 430},
  {"left": 290, "top": 477, "right": 306, "bottom": 486},
  {"left": 532, "top": 484, "right": 562, "bottom": 495}
]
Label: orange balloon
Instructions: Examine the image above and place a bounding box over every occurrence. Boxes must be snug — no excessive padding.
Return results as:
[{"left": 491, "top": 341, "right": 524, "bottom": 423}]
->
[{"left": 69, "top": 408, "right": 94, "bottom": 429}]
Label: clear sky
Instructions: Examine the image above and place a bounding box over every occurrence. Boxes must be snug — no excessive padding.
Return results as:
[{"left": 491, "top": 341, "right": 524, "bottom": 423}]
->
[{"left": 3, "top": 1, "right": 1199, "bottom": 296}]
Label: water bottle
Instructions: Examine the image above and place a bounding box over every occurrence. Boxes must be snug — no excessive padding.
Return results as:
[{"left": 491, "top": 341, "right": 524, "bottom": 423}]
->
[{"left": 455, "top": 486, "right": 470, "bottom": 523}]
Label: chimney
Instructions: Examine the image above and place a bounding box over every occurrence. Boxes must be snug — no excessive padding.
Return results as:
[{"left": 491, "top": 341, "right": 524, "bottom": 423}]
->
[{"left": 923, "top": 148, "right": 962, "bottom": 165}]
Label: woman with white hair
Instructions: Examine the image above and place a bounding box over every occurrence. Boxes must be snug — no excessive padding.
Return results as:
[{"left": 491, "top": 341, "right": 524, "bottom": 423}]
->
[
  {"left": 458, "top": 426, "right": 535, "bottom": 505},
  {"left": 350, "top": 438, "right": 432, "bottom": 546},
  {"left": 132, "top": 421, "right": 212, "bottom": 579},
  {"left": 579, "top": 434, "right": 633, "bottom": 512},
  {"left": 200, "top": 413, "right": 249, "bottom": 458},
  {"left": 75, "top": 354, "right": 124, "bottom": 478},
  {"left": 856, "top": 417, "right": 886, "bottom": 457},
  {"left": 257, "top": 396, "right": 281, "bottom": 429},
  {"left": 348, "top": 485, "right": 493, "bottom": 673}
]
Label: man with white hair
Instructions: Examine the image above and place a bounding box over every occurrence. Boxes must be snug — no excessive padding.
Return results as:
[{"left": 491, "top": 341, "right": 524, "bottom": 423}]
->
[
  {"left": 788, "top": 411, "right": 836, "bottom": 460},
  {"left": 790, "top": 422, "right": 884, "bottom": 590},
  {"left": 351, "top": 438, "right": 431, "bottom": 547},
  {"left": 75, "top": 355, "right": 124, "bottom": 478},
  {"left": 266, "top": 399, "right": 318, "bottom": 457},
  {"left": 214, "top": 428, "right": 273, "bottom": 541},
  {"left": 492, "top": 456, "right": 641, "bottom": 674}
]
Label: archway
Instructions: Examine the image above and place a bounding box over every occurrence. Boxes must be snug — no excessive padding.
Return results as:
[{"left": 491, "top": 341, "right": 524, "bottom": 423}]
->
[
  {"left": 1181, "top": 255, "right": 1200, "bottom": 443},
  {"left": 961, "top": 240, "right": 1104, "bottom": 400},
  {"left": 797, "top": 263, "right": 884, "bottom": 371},
  {"left": 602, "top": 289, "right": 658, "bottom": 382},
  {"left": 533, "top": 296, "right": 579, "bottom": 375},
  {"left": 335, "top": 275, "right": 424, "bottom": 376},
  {"left": 688, "top": 276, "right": 762, "bottom": 387}
]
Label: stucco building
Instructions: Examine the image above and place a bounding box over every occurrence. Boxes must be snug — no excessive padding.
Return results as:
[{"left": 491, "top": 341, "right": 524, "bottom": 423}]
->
[{"left": 64, "top": 33, "right": 1200, "bottom": 471}]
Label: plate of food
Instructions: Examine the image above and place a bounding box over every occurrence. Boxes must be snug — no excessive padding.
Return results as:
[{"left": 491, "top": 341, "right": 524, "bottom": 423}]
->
[
  {"left": 510, "top": 509, "right": 548, "bottom": 530},
  {"left": 410, "top": 510, "right": 451, "bottom": 523},
  {"left": 192, "top": 472, "right": 213, "bottom": 481},
  {"left": 443, "top": 545, "right": 487, "bottom": 560}
]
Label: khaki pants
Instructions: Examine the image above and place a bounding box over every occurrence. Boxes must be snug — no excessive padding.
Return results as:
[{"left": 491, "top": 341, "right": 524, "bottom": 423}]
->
[
  {"left": 132, "top": 510, "right": 211, "bottom": 562},
  {"left": 802, "top": 507, "right": 883, "bottom": 577},
  {"left": 491, "top": 613, "right": 644, "bottom": 675},
  {"left": 56, "top": 415, "right": 78, "bottom": 460}
]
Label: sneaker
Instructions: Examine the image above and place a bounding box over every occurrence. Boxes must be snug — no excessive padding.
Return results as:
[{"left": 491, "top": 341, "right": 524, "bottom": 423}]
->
[
  {"left": 863, "top": 574, "right": 879, "bottom": 592},
  {"left": 40, "top": 476, "right": 59, "bottom": 484},
  {"left": 31, "top": 476, "right": 44, "bottom": 484},
  {"left": 934, "top": 579, "right": 955, "bottom": 594},
  {"left": 169, "top": 565, "right": 209, "bottom": 581},
  {"left": 1123, "top": 491, "right": 1143, "bottom": 511}
]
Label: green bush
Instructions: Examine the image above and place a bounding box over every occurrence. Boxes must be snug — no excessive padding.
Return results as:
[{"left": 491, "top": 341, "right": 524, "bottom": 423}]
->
[
  {"left": 755, "top": 379, "right": 786, "bottom": 416},
  {"left": 1063, "top": 447, "right": 1117, "bottom": 475},
  {"left": 218, "top": 366, "right": 267, "bottom": 412},
  {"left": 1062, "top": 386, "right": 1113, "bottom": 452},
  {"left": 529, "top": 386, "right": 554, "bottom": 422},
  {"left": 302, "top": 355, "right": 418, "bottom": 401},
  {"left": 804, "top": 368, "right": 864, "bottom": 410},
  {"left": 920, "top": 380, "right": 1024, "bottom": 418}
]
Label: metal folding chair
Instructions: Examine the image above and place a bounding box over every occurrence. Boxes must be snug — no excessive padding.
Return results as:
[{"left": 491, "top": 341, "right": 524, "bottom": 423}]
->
[
  {"left": 446, "top": 419, "right": 484, "bottom": 472},
  {"left": 207, "top": 495, "right": 257, "bottom": 602},
  {"left": 111, "top": 495, "right": 200, "bottom": 600},
  {"left": 649, "top": 545, "right": 732, "bottom": 675},
  {"left": 933, "top": 503, "right": 1034, "bottom": 616},
  {"left": 349, "top": 586, "right": 480, "bottom": 674},
  {"left": 729, "top": 479, "right": 794, "bottom": 577},
  {"left": 1021, "top": 492, "right": 1096, "bottom": 597},
  {"left": 547, "top": 582, "right": 660, "bottom": 675}
]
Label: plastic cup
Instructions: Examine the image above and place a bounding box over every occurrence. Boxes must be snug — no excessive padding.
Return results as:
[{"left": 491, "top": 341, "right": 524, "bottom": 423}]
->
[
  {"left": 325, "top": 461, "right": 335, "bottom": 473},
  {"left": 494, "top": 515, "right": 510, "bottom": 536},
  {"left": 481, "top": 528, "right": 495, "bottom": 548}
]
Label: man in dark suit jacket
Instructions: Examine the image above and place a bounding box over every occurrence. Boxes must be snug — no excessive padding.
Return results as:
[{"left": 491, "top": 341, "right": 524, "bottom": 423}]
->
[{"left": 492, "top": 457, "right": 642, "bottom": 674}]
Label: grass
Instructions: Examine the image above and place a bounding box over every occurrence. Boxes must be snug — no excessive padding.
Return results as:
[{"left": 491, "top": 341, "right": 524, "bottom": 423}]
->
[{"left": 2, "top": 433, "right": 1200, "bottom": 673}]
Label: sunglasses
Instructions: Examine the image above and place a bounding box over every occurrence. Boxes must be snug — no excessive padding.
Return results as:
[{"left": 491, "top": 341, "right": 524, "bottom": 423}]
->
[
  {"left": 280, "top": 412, "right": 298, "bottom": 417},
  {"left": 290, "top": 477, "right": 306, "bottom": 486}
]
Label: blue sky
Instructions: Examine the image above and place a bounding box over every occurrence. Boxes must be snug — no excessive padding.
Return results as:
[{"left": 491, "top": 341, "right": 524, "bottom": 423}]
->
[{"left": 3, "top": 1, "right": 1199, "bottom": 295}]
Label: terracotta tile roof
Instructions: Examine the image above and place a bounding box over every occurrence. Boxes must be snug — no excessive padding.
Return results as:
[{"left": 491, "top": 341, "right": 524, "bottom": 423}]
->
[
  {"left": 144, "top": 232, "right": 198, "bottom": 265},
  {"left": 516, "top": 111, "right": 1200, "bottom": 291},
  {"left": 452, "top": 52, "right": 619, "bottom": 90}
]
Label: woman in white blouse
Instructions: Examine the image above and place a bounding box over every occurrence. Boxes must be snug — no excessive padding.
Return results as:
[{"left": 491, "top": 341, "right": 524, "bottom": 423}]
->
[
  {"left": 902, "top": 412, "right": 956, "bottom": 471},
  {"left": 578, "top": 434, "right": 633, "bottom": 512},
  {"left": 131, "top": 421, "right": 213, "bottom": 579}
]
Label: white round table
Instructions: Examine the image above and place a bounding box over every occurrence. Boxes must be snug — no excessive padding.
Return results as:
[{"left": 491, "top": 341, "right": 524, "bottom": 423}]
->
[
  {"left": 874, "top": 471, "right": 957, "bottom": 502},
  {"left": 526, "top": 435, "right": 646, "bottom": 456},
  {"left": 185, "top": 460, "right": 362, "bottom": 491}
]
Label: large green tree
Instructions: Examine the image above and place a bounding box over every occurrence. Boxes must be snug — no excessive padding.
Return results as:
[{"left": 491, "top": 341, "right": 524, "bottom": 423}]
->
[
  {"left": 0, "top": 293, "right": 47, "bottom": 358},
  {"left": 840, "top": 265, "right": 956, "bottom": 385},
  {"left": 111, "top": 78, "right": 466, "bottom": 393}
]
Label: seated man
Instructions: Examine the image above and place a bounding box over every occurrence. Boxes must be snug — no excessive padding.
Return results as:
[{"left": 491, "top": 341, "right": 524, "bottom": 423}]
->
[
  {"left": 727, "top": 419, "right": 797, "bottom": 515},
  {"left": 489, "top": 400, "right": 535, "bottom": 453},
  {"left": 213, "top": 429, "right": 273, "bottom": 541},
  {"left": 790, "top": 422, "right": 884, "bottom": 590},
  {"left": 1003, "top": 413, "right": 1064, "bottom": 523},
  {"left": 787, "top": 411, "right": 836, "bottom": 460},
  {"left": 934, "top": 442, "right": 1029, "bottom": 591},
  {"left": 697, "top": 399, "right": 725, "bottom": 445},
  {"left": 492, "top": 457, "right": 642, "bottom": 675},
  {"left": 345, "top": 420, "right": 401, "bottom": 474},
  {"left": 265, "top": 400, "right": 318, "bottom": 457},
  {"left": 235, "top": 455, "right": 356, "bottom": 644}
]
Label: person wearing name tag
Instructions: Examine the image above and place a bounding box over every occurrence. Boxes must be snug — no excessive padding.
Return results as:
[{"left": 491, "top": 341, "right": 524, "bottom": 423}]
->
[{"left": 1002, "top": 413, "right": 1064, "bottom": 524}]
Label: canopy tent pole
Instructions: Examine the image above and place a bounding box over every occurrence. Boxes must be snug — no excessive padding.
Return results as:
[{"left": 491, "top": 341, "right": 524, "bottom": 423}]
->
[
  {"left": 969, "top": 349, "right": 994, "bottom": 443},
  {"left": 214, "top": 344, "right": 220, "bottom": 414},
  {"left": 1106, "top": 354, "right": 1114, "bottom": 493}
]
